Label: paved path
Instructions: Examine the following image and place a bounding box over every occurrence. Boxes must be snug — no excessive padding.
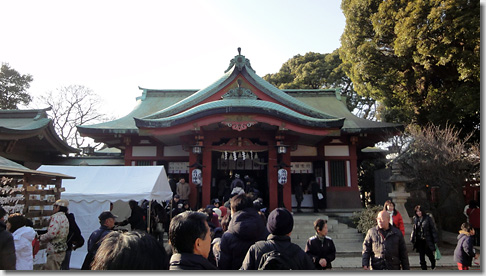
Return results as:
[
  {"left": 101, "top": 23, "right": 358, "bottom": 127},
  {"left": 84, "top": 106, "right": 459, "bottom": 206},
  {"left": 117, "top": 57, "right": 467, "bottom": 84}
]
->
[
  {"left": 330, "top": 227, "right": 481, "bottom": 270},
  {"left": 291, "top": 210, "right": 481, "bottom": 271}
]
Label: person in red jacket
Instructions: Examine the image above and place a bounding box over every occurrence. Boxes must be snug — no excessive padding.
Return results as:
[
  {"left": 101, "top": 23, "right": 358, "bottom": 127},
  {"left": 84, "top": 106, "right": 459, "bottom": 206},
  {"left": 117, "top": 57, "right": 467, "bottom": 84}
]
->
[{"left": 383, "top": 200, "right": 405, "bottom": 236}]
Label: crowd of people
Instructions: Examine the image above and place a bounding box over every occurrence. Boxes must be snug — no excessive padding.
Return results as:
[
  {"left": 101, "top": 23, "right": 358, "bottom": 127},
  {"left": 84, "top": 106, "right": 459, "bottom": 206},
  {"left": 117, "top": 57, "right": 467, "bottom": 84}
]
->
[{"left": 0, "top": 176, "right": 480, "bottom": 270}]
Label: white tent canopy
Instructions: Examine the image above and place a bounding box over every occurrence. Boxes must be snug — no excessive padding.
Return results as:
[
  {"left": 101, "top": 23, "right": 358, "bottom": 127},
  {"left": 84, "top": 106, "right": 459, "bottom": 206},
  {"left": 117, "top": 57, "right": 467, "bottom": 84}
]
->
[{"left": 37, "top": 165, "right": 173, "bottom": 269}]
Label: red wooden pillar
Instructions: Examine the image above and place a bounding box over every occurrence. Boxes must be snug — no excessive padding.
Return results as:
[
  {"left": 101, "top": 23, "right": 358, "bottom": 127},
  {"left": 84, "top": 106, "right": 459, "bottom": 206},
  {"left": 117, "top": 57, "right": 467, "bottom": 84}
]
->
[
  {"left": 124, "top": 145, "right": 132, "bottom": 166},
  {"left": 201, "top": 147, "right": 212, "bottom": 208},
  {"left": 268, "top": 147, "right": 278, "bottom": 211},
  {"left": 282, "top": 150, "right": 292, "bottom": 212}
]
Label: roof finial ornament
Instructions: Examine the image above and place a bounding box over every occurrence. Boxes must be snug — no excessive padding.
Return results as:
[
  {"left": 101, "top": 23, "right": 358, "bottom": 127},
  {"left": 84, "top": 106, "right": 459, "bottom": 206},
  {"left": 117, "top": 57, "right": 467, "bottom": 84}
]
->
[{"left": 224, "top": 47, "right": 255, "bottom": 73}]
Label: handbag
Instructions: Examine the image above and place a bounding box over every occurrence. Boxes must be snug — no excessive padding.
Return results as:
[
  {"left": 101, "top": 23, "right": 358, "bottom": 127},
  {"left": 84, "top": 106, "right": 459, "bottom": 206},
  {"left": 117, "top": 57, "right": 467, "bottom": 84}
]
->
[{"left": 434, "top": 244, "right": 441, "bottom": 260}]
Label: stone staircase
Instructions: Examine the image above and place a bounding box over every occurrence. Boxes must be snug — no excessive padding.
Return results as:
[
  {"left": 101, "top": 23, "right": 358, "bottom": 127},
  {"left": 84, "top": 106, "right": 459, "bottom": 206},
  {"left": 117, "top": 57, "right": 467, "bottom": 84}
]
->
[{"left": 290, "top": 211, "right": 364, "bottom": 254}]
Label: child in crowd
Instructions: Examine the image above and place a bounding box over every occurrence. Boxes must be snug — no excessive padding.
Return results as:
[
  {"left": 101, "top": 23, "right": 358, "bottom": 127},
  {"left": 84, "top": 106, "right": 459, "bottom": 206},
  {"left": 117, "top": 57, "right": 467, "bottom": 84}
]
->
[{"left": 454, "top": 222, "right": 479, "bottom": 270}]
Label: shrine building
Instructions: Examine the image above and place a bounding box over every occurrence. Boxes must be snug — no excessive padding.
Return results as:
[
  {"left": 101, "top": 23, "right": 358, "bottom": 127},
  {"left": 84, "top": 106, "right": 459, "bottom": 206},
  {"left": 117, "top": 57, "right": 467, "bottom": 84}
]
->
[{"left": 78, "top": 49, "right": 402, "bottom": 211}]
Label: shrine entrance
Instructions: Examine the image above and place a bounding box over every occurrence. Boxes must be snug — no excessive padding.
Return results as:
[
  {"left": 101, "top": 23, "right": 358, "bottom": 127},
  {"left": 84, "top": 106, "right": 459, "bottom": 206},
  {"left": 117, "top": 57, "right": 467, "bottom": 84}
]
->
[{"left": 210, "top": 150, "right": 269, "bottom": 206}]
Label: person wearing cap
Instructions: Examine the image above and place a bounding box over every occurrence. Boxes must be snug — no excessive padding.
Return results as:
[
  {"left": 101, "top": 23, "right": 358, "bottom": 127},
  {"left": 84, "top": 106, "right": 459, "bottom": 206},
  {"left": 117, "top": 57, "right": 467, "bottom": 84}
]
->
[
  {"left": 240, "top": 208, "right": 314, "bottom": 270},
  {"left": 40, "top": 199, "right": 70, "bottom": 270},
  {"left": 81, "top": 211, "right": 117, "bottom": 270},
  {"left": 206, "top": 198, "right": 220, "bottom": 210}
]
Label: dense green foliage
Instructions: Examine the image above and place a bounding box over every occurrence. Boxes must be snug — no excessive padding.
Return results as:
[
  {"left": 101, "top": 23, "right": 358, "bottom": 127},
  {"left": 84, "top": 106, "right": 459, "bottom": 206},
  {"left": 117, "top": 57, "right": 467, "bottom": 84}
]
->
[
  {"left": 263, "top": 50, "right": 377, "bottom": 120},
  {"left": 351, "top": 205, "right": 382, "bottom": 234},
  {"left": 340, "top": 0, "right": 480, "bottom": 142},
  {"left": 0, "top": 63, "right": 33, "bottom": 109}
]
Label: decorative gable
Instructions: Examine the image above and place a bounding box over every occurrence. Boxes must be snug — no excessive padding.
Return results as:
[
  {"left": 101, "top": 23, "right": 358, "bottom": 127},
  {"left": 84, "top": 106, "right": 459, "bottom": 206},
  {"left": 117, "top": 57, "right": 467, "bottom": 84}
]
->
[{"left": 221, "top": 79, "right": 258, "bottom": 100}]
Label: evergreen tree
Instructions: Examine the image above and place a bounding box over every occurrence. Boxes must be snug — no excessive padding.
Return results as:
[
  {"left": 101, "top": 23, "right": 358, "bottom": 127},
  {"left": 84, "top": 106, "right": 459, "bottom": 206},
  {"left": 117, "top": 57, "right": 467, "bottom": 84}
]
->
[
  {"left": 263, "top": 50, "right": 377, "bottom": 120},
  {"left": 0, "top": 63, "right": 33, "bottom": 109},
  {"left": 340, "top": 0, "right": 480, "bottom": 142}
]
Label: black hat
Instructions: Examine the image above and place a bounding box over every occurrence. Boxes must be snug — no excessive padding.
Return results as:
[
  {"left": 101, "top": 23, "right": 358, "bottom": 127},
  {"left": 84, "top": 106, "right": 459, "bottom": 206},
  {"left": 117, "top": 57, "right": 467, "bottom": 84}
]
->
[
  {"left": 267, "top": 208, "right": 294, "bottom": 236},
  {"left": 99, "top": 211, "right": 117, "bottom": 222},
  {"left": 211, "top": 198, "right": 220, "bottom": 204},
  {"left": 174, "top": 194, "right": 180, "bottom": 199}
]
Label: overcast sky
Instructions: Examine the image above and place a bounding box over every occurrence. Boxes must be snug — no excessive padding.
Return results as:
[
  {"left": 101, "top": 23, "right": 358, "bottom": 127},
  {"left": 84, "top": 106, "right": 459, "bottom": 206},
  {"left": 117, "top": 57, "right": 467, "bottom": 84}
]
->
[{"left": 1, "top": 1, "right": 345, "bottom": 118}]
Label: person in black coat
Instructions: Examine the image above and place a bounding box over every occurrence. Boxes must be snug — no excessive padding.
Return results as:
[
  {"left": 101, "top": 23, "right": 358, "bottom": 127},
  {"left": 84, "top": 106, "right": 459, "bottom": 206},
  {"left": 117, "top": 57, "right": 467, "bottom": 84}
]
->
[
  {"left": 117, "top": 200, "right": 147, "bottom": 232},
  {"left": 294, "top": 181, "right": 304, "bottom": 213},
  {"left": 310, "top": 180, "right": 320, "bottom": 212},
  {"left": 240, "top": 208, "right": 314, "bottom": 270},
  {"left": 61, "top": 210, "right": 84, "bottom": 270},
  {"left": 362, "top": 211, "right": 410, "bottom": 270},
  {"left": 454, "top": 222, "right": 479, "bottom": 270},
  {"left": 410, "top": 205, "right": 438, "bottom": 270},
  {"left": 218, "top": 194, "right": 269, "bottom": 270},
  {"left": 305, "top": 218, "right": 336, "bottom": 269},
  {"left": 0, "top": 206, "right": 16, "bottom": 270},
  {"left": 168, "top": 211, "right": 217, "bottom": 270}
]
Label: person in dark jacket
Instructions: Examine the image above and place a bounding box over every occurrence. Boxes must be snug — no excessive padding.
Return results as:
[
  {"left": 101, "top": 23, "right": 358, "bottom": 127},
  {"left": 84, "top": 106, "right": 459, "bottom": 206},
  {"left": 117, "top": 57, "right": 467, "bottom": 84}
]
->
[
  {"left": 305, "top": 218, "right": 336, "bottom": 269},
  {"left": 168, "top": 211, "right": 217, "bottom": 270},
  {"left": 81, "top": 211, "right": 117, "bottom": 270},
  {"left": 310, "top": 180, "right": 320, "bottom": 212},
  {"left": 116, "top": 200, "right": 146, "bottom": 232},
  {"left": 410, "top": 205, "right": 438, "bottom": 270},
  {"left": 454, "top": 222, "right": 479, "bottom": 270},
  {"left": 294, "top": 181, "right": 304, "bottom": 213},
  {"left": 362, "top": 210, "right": 410, "bottom": 270},
  {"left": 0, "top": 206, "right": 16, "bottom": 270},
  {"left": 240, "top": 208, "right": 314, "bottom": 270},
  {"left": 218, "top": 194, "right": 269, "bottom": 269},
  {"left": 61, "top": 210, "right": 84, "bottom": 270}
]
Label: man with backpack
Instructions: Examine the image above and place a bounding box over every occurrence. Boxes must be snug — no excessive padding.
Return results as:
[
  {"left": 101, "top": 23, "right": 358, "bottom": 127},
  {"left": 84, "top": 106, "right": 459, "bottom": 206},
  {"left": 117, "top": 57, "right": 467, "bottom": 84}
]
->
[{"left": 240, "top": 208, "right": 314, "bottom": 270}]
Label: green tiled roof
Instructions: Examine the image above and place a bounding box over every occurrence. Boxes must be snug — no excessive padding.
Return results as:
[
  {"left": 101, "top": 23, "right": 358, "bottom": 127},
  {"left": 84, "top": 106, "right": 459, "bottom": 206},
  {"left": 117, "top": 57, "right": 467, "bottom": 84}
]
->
[
  {"left": 135, "top": 99, "right": 344, "bottom": 128},
  {"left": 286, "top": 90, "right": 402, "bottom": 133},
  {"left": 78, "top": 50, "right": 402, "bottom": 136},
  {"left": 0, "top": 109, "right": 78, "bottom": 154}
]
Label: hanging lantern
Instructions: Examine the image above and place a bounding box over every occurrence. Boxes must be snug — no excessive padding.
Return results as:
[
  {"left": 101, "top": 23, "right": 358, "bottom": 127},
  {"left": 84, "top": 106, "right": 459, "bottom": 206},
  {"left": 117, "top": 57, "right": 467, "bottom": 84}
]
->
[{"left": 254, "top": 152, "right": 259, "bottom": 159}]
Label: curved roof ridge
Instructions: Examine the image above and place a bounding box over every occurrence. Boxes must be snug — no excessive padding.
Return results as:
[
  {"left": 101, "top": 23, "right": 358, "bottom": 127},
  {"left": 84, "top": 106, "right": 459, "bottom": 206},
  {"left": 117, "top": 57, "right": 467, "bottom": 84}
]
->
[
  {"left": 142, "top": 67, "right": 237, "bottom": 120},
  {"left": 135, "top": 99, "right": 344, "bottom": 129},
  {"left": 242, "top": 67, "right": 339, "bottom": 120}
]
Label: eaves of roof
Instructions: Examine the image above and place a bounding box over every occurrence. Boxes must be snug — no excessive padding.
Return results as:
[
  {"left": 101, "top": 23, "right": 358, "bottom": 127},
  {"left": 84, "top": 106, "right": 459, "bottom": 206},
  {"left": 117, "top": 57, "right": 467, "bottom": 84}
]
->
[
  {"left": 135, "top": 99, "right": 345, "bottom": 129},
  {"left": 0, "top": 109, "right": 78, "bottom": 154},
  {"left": 286, "top": 90, "right": 403, "bottom": 134}
]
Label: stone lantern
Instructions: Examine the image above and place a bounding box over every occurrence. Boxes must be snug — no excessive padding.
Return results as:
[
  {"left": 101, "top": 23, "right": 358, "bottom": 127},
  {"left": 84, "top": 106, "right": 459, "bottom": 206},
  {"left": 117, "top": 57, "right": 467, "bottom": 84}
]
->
[{"left": 386, "top": 162, "right": 413, "bottom": 224}]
